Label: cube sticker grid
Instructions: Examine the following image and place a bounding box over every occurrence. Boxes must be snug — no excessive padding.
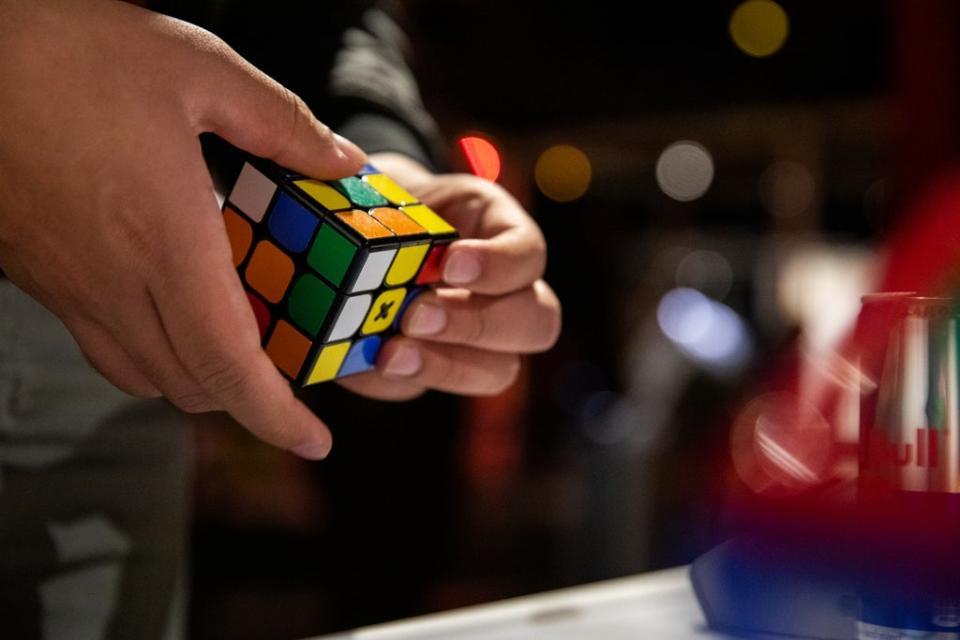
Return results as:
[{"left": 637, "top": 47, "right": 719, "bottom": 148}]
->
[{"left": 223, "top": 158, "right": 458, "bottom": 385}]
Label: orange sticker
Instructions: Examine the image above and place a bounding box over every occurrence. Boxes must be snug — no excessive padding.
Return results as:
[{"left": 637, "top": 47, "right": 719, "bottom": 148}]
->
[
  {"left": 265, "top": 320, "right": 312, "bottom": 379},
  {"left": 335, "top": 209, "right": 394, "bottom": 240},
  {"left": 370, "top": 207, "right": 426, "bottom": 236},
  {"left": 223, "top": 207, "right": 253, "bottom": 267},
  {"left": 245, "top": 241, "right": 295, "bottom": 303}
]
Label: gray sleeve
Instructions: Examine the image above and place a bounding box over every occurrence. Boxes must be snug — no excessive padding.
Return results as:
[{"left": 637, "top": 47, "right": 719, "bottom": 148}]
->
[{"left": 327, "top": 4, "right": 446, "bottom": 170}]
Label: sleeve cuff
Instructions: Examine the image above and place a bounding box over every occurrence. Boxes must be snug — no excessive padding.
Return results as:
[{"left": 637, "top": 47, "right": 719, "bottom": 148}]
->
[{"left": 335, "top": 113, "right": 440, "bottom": 172}]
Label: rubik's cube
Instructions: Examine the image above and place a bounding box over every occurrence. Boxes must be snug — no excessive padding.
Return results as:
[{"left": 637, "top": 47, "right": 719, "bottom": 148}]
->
[{"left": 221, "top": 157, "right": 457, "bottom": 385}]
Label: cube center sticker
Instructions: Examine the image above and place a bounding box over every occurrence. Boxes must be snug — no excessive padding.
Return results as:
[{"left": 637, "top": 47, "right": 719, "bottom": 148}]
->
[{"left": 363, "top": 288, "right": 407, "bottom": 335}]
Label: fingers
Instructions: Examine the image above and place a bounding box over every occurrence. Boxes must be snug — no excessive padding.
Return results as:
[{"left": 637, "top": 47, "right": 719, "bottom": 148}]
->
[
  {"left": 336, "top": 371, "right": 427, "bottom": 402},
  {"left": 377, "top": 337, "right": 521, "bottom": 396},
  {"left": 342, "top": 280, "right": 559, "bottom": 401},
  {"left": 414, "top": 175, "right": 547, "bottom": 295},
  {"left": 401, "top": 281, "right": 561, "bottom": 353},
  {"left": 186, "top": 30, "right": 366, "bottom": 178},
  {"left": 145, "top": 163, "right": 334, "bottom": 458},
  {"left": 441, "top": 234, "right": 546, "bottom": 296},
  {"left": 107, "top": 289, "right": 221, "bottom": 413}
]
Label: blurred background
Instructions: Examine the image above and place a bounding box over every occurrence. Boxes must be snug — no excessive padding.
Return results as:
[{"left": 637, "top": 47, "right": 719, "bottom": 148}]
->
[{"left": 187, "top": 1, "right": 960, "bottom": 638}]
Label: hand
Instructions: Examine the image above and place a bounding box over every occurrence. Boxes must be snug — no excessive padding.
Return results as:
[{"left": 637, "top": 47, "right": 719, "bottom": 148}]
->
[
  {"left": 0, "top": 0, "right": 367, "bottom": 459},
  {"left": 338, "top": 153, "right": 562, "bottom": 400}
]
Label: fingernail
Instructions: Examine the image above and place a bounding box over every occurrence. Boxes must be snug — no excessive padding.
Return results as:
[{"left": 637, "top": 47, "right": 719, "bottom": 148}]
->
[
  {"left": 407, "top": 303, "right": 447, "bottom": 336},
  {"left": 333, "top": 133, "right": 367, "bottom": 165},
  {"left": 382, "top": 344, "right": 422, "bottom": 377},
  {"left": 443, "top": 251, "right": 481, "bottom": 285},
  {"left": 292, "top": 441, "right": 332, "bottom": 460}
]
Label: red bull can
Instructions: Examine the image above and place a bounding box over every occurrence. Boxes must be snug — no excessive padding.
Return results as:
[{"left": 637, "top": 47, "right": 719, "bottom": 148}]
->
[{"left": 857, "top": 293, "right": 960, "bottom": 638}]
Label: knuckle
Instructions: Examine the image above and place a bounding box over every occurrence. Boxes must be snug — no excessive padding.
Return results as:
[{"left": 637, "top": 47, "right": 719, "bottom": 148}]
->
[
  {"left": 238, "top": 83, "right": 317, "bottom": 158},
  {"left": 466, "top": 305, "right": 489, "bottom": 344},
  {"left": 312, "top": 117, "right": 336, "bottom": 148},
  {"left": 113, "top": 378, "right": 161, "bottom": 399},
  {"left": 114, "top": 217, "right": 159, "bottom": 269},
  {"left": 451, "top": 173, "right": 487, "bottom": 191},
  {"left": 131, "top": 386, "right": 163, "bottom": 400},
  {"left": 464, "top": 174, "right": 492, "bottom": 192},
  {"left": 282, "top": 88, "right": 325, "bottom": 145},
  {"left": 282, "top": 89, "right": 300, "bottom": 141},
  {"left": 447, "top": 174, "right": 498, "bottom": 203},
  {"left": 434, "top": 349, "right": 466, "bottom": 391},
  {"left": 264, "top": 416, "right": 297, "bottom": 449},
  {"left": 169, "top": 20, "right": 234, "bottom": 75},
  {"left": 168, "top": 389, "right": 217, "bottom": 414},
  {"left": 96, "top": 368, "right": 159, "bottom": 399},
  {"left": 192, "top": 356, "right": 250, "bottom": 404}
]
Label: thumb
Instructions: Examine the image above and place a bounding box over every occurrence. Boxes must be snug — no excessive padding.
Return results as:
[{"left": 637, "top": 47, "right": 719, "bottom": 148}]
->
[{"left": 190, "top": 42, "right": 366, "bottom": 178}]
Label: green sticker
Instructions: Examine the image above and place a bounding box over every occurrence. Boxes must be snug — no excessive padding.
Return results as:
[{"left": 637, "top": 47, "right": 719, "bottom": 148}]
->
[
  {"left": 287, "top": 274, "right": 336, "bottom": 337},
  {"left": 308, "top": 224, "right": 357, "bottom": 287},
  {"left": 333, "top": 177, "right": 389, "bottom": 208}
]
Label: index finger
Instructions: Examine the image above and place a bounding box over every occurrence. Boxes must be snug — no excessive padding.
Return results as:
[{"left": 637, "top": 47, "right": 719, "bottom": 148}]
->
[
  {"left": 421, "top": 175, "right": 547, "bottom": 296},
  {"left": 150, "top": 171, "right": 332, "bottom": 459}
]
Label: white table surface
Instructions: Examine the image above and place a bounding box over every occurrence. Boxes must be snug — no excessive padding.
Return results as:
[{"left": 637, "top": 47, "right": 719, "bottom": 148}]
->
[{"left": 309, "top": 567, "right": 739, "bottom": 640}]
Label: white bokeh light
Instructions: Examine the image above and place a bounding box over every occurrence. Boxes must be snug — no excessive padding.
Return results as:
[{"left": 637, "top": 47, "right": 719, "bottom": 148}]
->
[
  {"left": 655, "top": 141, "right": 714, "bottom": 202},
  {"left": 657, "top": 287, "right": 751, "bottom": 371}
]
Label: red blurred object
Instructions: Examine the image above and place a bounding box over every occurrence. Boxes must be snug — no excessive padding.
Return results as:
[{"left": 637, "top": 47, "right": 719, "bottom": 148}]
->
[
  {"left": 461, "top": 363, "right": 528, "bottom": 495},
  {"left": 891, "top": 0, "right": 960, "bottom": 207},
  {"left": 458, "top": 135, "right": 502, "bottom": 182},
  {"left": 731, "top": 392, "right": 834, "bottom": 496}
]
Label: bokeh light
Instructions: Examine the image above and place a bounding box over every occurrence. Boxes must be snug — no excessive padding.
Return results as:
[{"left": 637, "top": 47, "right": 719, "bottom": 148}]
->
[
  {"left": 675, "top": 249, "right": 734, "bottom": 300},
  {"left": 458, "top": 135, "right": 501, "bottom": 182},
  {"left": 657, "top": 287, "right": 751, "bottom": 371},
  {"left": 729, "top": 0, "right": 789, "bottom": 58},
  {"left": 655, "top": 141, "right": 714, "bottom": 202},
  {"left": 759, "top": 160, "right": 816, "bottom": 218},
  {"left": 534, "top": 144, "right": 592, "bottom": 203}
]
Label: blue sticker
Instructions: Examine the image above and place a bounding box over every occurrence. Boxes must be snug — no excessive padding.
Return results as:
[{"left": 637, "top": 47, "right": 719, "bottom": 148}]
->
[
  {"left": 339, "top": 335, "right": 383, "bottom": 376},
  {"left": 267, "top": 192, "right": 319, "bottom": 253},
  {"left": 357, "top": 163, "right": 379, "bottom": 176}
]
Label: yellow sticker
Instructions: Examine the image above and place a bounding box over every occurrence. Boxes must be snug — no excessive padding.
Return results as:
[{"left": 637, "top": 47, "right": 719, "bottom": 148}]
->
[
  {"left": 362, "top": 288, "right": 407, "bottom": 335},
  {"left": 365, "top": 174, "right": 418, "bottom": 206},
  {"left": 400, "top": 204, "right": 455, "bottom": 236},
  {"left": 295, "top": 180, "right": 351, "bottom": 210},
  {"left": 385, "top": 243, "right": 430, "bottom": 286},
  {"left": 305, "top": 341, "right": 351, "bottom": 385}
]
